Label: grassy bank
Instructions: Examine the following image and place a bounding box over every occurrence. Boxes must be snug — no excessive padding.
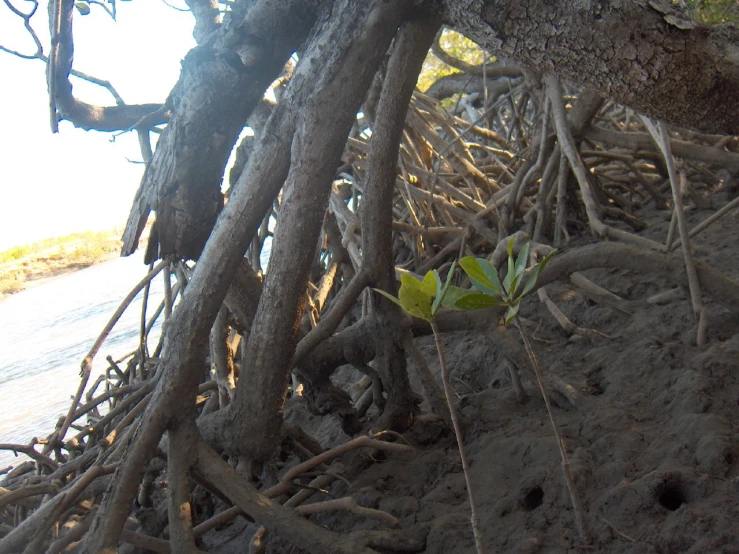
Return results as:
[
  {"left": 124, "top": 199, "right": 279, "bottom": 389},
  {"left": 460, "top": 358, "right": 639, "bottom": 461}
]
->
[{"left": 0, "top": 229, "right": 123, "bottom": 298}]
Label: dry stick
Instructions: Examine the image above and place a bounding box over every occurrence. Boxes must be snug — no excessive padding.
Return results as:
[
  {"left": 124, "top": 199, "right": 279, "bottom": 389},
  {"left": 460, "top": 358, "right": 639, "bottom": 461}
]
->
[
  {"left": 193, "top": 440, "right": 377, "bottom": 554},
  {"left": 248, "top": 465, "right": 343, "bottom": 551},
  {"left": 543, "top": 74, "right": 664, "bottom": 252},
  {"left": 669, "top": 193, "right": 739, "bottom": 252},
  {"left": 430, "top": 321, "right": 487, "bottom": 554},
  {"left": 296, "top": 497, "right": 400, "bottom": 527},
  {"left": 402, "top": 332, "right": 454, "bottom": 429},
  {"left": 553, "top": 148, "right": 569, "bottom": 247},
  {"left": 0, "top": 464, "right": 114, "bottom": 552},
  {"left": 139, "top": 260, "right": 155, "bottom": 372},
  {"left": 514, "top": 315, "right": 591, "bottom": 545},
  {"left": 536, "top": 286, "right": 602, "bottom": 340},
  {"left": 50, "top": 260, "right": 167, "bottom": 451},
  {"left": 642, "top": 117, "right": 707, "bottom": 345},
  {"left": 0, "top": 483, "right": 59, "bottom": 510},
  {"left": 405, "top": 93, "right": 506, "bottom": 232},
  {"left": 46, "top": 506, "right": 97, "bottom": 554},
  {"left": 0, "top": 443, "right": 57, "bottom": 472},
  {"left": 570, "top": 272, "right": 634, "bottom": 315}
]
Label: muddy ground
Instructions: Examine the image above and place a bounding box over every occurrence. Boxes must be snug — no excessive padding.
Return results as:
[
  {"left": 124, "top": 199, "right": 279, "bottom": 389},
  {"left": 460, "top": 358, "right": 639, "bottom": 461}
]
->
[{"left": 203, "top": 192, "right": 739, "bottom": 554}]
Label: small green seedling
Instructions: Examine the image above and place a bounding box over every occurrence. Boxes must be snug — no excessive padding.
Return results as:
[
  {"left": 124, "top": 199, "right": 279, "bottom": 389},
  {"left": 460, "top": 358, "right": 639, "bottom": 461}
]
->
[
  {"left": 445, "top": 239, "right": 556, "bottom": 325},
  {"left": 373, "top": 261, "right": 457, "bottom": 323},
  {"left": 373, "top": 260, "right": 488, "bottom": 554},
  {"left": 449, "top": 240, "right": 591, "bottom": 545}
]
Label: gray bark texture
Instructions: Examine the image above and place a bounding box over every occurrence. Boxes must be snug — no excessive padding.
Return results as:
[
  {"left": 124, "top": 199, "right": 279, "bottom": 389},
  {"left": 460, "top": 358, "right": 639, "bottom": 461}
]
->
[
  {"left": 441, "top": 0, "right": 739, "bottom": 134},
  {"left": 120, "top": 0, "right": 319, "bottom": 260},
  {"left": 226, "top": 0, "right": 417, "bottom": 462}
]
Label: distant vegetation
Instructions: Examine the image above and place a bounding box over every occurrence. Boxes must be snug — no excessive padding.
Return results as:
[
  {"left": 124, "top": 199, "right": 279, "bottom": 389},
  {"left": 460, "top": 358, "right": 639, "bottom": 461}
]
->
[
  {"left": 0, "top": 229, "right": 123, "bottom": 297},
  {"left": 676, "top": 0, "right": 739, "bottom": 24}
]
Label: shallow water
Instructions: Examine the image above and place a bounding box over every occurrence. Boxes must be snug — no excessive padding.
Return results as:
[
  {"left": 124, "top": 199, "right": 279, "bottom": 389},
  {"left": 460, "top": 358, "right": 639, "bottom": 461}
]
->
[{"left": 0, "top": 254, "right": 164, "bottom": 468}]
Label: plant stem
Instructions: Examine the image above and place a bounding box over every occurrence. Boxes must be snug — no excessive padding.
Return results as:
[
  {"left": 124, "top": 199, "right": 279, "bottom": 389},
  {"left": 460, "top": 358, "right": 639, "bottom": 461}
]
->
[
  {"left": 431, "top": 321, "right": 488, "bottom": 554},
  {"left": 515, "top": 315, "right": 591, "bottom": 546}
]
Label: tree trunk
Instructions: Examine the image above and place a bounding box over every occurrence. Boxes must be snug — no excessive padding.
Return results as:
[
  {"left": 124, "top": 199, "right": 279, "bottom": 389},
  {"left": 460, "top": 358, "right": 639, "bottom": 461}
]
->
[
  {"left": 442, "top": 0, "right": 739, "bottom": 134},
  {"left": 229, "top": 0, "right": 416, "bottom": 462}
]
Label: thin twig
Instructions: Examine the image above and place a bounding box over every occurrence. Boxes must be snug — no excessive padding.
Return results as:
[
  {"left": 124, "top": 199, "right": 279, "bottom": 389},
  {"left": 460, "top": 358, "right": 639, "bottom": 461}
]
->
[{"left": 431, "top": 321, "right": 488, "bottom": 554}]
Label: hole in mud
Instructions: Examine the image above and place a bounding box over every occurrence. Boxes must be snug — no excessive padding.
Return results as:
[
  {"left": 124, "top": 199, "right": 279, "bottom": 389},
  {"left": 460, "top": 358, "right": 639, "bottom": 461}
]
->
[
  {"left": 522, "top": 486, "right": 544, "bottom": 511},
  {"left": 658, "top": 484, "right": 686, "bottom": 511}
]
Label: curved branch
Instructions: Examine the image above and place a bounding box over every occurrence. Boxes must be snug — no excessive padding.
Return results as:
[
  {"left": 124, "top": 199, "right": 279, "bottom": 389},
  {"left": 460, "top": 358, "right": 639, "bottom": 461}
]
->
[
  {"left": 537, "top": 242, "right": 739, "bottom": 314},
  {"left": 193, "top": 439, "right": 378, "bottom": 554},
  {"left": 425, "top": 72, "right": 520, "bottom": 102},
  {"left": 431, "top": 31, "right": 522, "bottom": 78},
  {"left": 586, "top": 126, "right": 739, "bottom": 169},
  {"left": 48, "top": 0, "right": 167, "bottom": 131},
  {"left": 0, "top": 0, "right": 43, "bottom": 59}
]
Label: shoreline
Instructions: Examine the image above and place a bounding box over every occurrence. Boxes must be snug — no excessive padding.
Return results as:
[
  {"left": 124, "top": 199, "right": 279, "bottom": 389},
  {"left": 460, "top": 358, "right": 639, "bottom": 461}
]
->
[
  {"left": 0, "top": 235, "right": 124, "bottom": 301},
  {"left": 1, "top": 254, "right": 121, "bottom": 297}
]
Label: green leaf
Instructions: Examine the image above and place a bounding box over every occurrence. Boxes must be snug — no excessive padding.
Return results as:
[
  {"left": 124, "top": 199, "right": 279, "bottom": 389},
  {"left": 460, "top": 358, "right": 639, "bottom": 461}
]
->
[
  {"left": 421, "top": 270, "right": 438, "bottom": 298},
  {"left": 372, "top": 288, "right": 404, "bottom": 310},
  {"left": 433, "top": 269, "right": 443, "bottom": 295},
  {"left": 443, "top": 260, "right": 457, "bottom": 294},
  {"left": 509, "top": 272, "right": 523, "bottom": 299},
  {"left": 432, "top": 262, "right": 456, "bottom": 315},
  {"left": 460, "top": 256, "right": 501, "bottom": 295},
  {"left": 503, "top": 239, "right": 516, "bottom": 293},
  {"left": 512, "top": 243, "right": 530, "bottom": 294},
  {"left": 441, "top": 285, "right": 475, "bottom": 310},
  {"left": 401, "top": 273, "right": 425, "bottom": 294},
  {"left": 454, "top": 292, "right": 505, "bottom": 310},
  {"left": 504, "top": 300, "right": 521, "bottom": 326},
  {"left": 478, "top": 258, "right": 503, "bottom": 295},
  {"left": 75, "top": 2, "right": 91, "bottom": 15},
  {"left": 520, "top": 249, "right": 557, "bottom": 298},
  {"left": 399, "top": 284, "right": 433, "bottom": 321}
]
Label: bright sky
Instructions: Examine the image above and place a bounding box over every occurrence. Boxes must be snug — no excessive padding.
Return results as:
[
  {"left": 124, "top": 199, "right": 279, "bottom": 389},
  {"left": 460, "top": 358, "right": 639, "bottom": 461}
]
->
[{"left": 0, "top": 1, "right": 196, "bottom": 251}]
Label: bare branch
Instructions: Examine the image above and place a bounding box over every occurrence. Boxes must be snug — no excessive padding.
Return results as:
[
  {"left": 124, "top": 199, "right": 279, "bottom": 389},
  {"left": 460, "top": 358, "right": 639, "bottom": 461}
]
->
[
  {"left": 47, "top": 0, "right": 167, "bottom": 132},
  {"left": 161, "top": 0, "right": 190, "bottom": 12},
  {"left": 0, "top": 0, "right": 43, "bottom": 59},
  {"left": 87, "top": 0, "right": 115, "bottom": 19}
]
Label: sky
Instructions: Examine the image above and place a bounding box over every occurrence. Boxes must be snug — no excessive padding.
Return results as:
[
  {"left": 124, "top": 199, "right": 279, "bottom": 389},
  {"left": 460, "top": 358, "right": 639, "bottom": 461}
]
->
[{"left": 0, "top": 0, "right": 196, "bottom": 250}]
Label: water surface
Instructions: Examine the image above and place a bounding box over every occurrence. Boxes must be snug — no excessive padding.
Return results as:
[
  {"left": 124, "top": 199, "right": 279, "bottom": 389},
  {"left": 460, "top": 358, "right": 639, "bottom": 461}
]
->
[{"left": 0, "top": 255, "right": 164, "bottom": 468}]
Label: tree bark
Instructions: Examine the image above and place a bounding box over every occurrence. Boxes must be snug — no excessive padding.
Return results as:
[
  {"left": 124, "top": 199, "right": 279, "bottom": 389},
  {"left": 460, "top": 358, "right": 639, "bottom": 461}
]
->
[
  {"left": 441, "top": 0, "right": 739, "bottom": 134},
  {"left": 229, "top": 0, "right": 417, "bottom": 462},
  {"left": 121, "top": 0, "right": 320, "bottom": 260},
  {"left": 360, "top": 15, "right": 441, "bottom": 432}
]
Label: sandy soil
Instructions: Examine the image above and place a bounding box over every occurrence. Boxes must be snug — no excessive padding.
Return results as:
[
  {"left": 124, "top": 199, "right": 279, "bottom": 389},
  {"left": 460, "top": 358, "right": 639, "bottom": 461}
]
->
[{"left": 204, "top": 194, "right": 739, "bottom": 553}]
